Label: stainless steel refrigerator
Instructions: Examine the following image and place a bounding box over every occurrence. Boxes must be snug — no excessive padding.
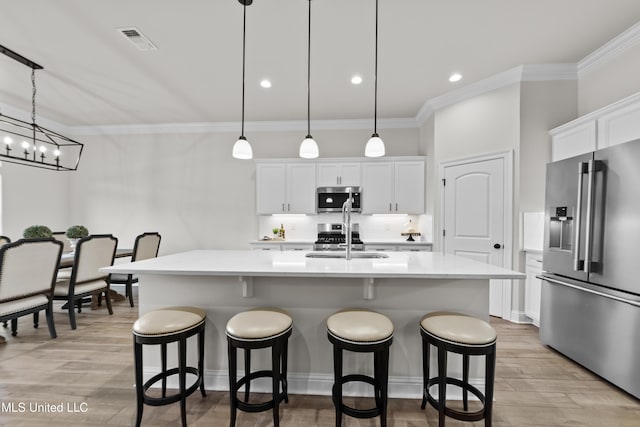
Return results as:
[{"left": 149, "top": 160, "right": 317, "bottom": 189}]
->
[{"left": 540, "top": 137, "right": 640, "bottom": 399}]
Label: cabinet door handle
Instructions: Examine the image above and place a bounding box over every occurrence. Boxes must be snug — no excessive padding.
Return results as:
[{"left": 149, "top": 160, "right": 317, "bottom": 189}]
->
[
  {"left": 389, "top": 203, "right": 392, "bottom": 211},
  {"left": 395, "top": 203, "right": 398, "bottom": 211},
  {"left": 288, "top": 203, "right": 290, "bottom": 211},
  {"left": 282, "top": 203, "right": 285, "bottom": 212}
]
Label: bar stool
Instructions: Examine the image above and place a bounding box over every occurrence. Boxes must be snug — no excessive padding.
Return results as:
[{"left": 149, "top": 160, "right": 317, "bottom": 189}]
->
[
  {"left": 420, "top": 312, "right": 497, "bottom": 427},
  {"left": 327, "top": 308, "right": 394, "bottom": 427},
  {"left": 226, "top": 308, "right": 293, "bottom": 427},
  {"left": 133, "top": 306, "right": 206, "bottom": 427}
]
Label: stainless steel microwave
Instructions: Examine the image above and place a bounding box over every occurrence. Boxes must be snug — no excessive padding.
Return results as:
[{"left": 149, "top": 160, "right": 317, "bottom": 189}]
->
[{"left": 316, "top": 186, "right": 361, "bottom": 213}]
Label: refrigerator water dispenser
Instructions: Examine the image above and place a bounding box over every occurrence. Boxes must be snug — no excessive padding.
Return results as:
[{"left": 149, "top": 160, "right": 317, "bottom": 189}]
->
[{"left": 548, "top": 206, "right": 573, "bottom": 251}]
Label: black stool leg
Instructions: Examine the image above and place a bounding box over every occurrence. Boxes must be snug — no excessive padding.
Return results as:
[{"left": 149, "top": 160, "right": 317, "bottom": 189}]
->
[
  {"left": 272, "top": 340, "right": 283, "bottom": 427},
  {"left": 198, "top": 327, "right": 206, "bottom": 397},
  {"left": 333, "top": 344, "right": 343, "bottom": 427},
  {"left": 437, "top": 344, "right": 447, "bottom": 427},
  {"left": 282, "top": 337, "right": 289, "bottom": 403},
  {"left": 463, "top": 353, "right": 470, "bottom": 411},
  {"left": 244, "top": 348, "right": 251, "bottom": 402},
  {"left": 134, "top": 338, "right": 144, "bottom": 427},
  {"left": 178, "top": 337, "right": 187, "bottom": 427},
  {"left": 421, "top": 338, "right": 430, "bottom": 409},
  {"left": 161, "top": 343, "right": 167, "bottom": 398},
  {"left": 228, "top": 341, "right": 238, "bottom": 427},
  {"left": 377, "top": 348, "right": 390, "bottom": 427},
  {"left": 485, "top": 347, "right": 496, "bottom": 427}
]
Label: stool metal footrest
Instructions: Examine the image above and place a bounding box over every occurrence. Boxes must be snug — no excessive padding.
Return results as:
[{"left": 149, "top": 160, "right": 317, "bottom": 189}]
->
[
  {"left": 425, "top": 377, "right": 487, "bottom": 422},
  {"left": 233, "top": 369, "right": 288, "bottom": 413},
  {"left": 332, "top": 374, "right": 383, "bottom": 419},
  {"left": 142, "top": 366, "right": 204, "bottom": 407}
]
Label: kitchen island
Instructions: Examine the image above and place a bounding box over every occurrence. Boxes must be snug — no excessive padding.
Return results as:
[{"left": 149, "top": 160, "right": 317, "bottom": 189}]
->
[{"left": 103, "top": 250, "right": 523, "bottom": 398}]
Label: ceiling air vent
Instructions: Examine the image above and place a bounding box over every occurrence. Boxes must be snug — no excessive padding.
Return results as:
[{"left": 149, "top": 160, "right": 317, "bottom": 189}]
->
[{"left": 117, "top": 27, "right": 157, "bottom": 51}]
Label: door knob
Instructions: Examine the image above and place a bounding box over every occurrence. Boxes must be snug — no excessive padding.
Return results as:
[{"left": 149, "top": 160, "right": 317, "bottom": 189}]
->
[{"left": 493, "top": 243, "right": 502, "bottom": 249}]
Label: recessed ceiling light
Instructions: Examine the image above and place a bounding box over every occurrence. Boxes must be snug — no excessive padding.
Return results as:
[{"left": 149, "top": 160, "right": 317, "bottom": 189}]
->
[
  {"left": 449, "top": 73, "right": 462, "bottom": 82},
  {"left": 351, "top": 75, "right": 363, "bottom": 85},
  {"left": 260, "top": 79, "right": 272, "bottom": 88}
]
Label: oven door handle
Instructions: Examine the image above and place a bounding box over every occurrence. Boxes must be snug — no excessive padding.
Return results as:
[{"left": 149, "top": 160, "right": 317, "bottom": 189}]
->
[{"left": 540, "top": 276, "right": 640, "bottom": 308}]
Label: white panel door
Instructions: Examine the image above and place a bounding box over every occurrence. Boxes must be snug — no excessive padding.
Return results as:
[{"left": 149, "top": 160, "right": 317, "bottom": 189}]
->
[{"left": 443, "top": 157, "right": 505, "bottom": 317}]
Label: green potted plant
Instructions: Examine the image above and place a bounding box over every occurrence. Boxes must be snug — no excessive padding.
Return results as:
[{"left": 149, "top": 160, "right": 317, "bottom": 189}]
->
[
  {"left": 23, "top": 225, "right": 53, "bottom": 239},
  {"left": 272, "top": 227, "right": 280, "bottom": 239},
  {"left": 66, "top": 225, "right": 89, "bottom": 250}
]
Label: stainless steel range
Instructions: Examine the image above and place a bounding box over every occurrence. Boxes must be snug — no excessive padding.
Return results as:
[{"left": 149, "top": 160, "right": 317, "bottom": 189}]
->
[{"left": 313, "top": 223, "right": 364, "bottom": 251}]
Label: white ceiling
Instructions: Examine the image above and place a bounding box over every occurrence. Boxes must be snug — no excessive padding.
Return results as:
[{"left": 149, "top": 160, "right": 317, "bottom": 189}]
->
[{"left": 2, "top": 0, "right": 640, "bottom": 127}]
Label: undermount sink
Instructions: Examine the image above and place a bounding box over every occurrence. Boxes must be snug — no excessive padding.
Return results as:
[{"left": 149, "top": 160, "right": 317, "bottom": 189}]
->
[{"left": 305, "top": 252, "right": 389, "bottom": 259}]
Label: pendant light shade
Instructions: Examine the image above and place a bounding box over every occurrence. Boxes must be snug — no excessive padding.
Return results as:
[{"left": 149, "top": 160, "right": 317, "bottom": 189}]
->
[
  {"left": 299, "top": 135, "right": 319, "bottom": 159},
  {"left": 366, "top": 0, "right": 385, "bottom": 158},
  {"left": 232, "top": 0, "right": 252, "bottom": 160},
  {"left": 365, "top": 134, "right": 385, "bottom": 158},
  {"left": 232, "top": 136, "right": 253, "bottom": 159},
  {"left": 299, "top": 0, "right": 319, "bottom": 159}
]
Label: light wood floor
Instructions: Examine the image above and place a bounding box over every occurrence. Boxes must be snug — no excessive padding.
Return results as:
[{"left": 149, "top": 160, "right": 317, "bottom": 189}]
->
[{"left": 1, "top": 296, "right": 638, "bottom": 427}]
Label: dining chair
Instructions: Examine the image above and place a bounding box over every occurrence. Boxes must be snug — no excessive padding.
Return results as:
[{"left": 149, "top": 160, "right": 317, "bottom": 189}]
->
[
  {"left": 109, "top": 232, "right": 161, "bottom": 307},
  {"left": 53, "top": 234, "right": 117, "bottom": 330},
  {"left": 0, "top": 238, "right": 63, "bottom": 339},
  {"left": 52, "top": 231, "right": 73, "bottom": 253}
]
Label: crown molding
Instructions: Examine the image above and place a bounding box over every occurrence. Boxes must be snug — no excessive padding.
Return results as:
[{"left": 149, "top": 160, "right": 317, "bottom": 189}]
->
[
  {"left": 415, "top": 64, "right": 578, "bottom": 125},
  {"left": 0, "top": 102, "right": 71, "bottom": 134},
  {"left": 578, "top": 21, "right": 640, "bottom": 77},
  {"left": 69, "top": 117, "right": 418, "bottom": 136}
]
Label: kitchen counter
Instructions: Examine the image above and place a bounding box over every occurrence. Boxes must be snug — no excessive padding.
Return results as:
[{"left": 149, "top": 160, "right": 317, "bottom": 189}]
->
[{"left": 103, "top": 250, "right": 523, "bottom": 398}]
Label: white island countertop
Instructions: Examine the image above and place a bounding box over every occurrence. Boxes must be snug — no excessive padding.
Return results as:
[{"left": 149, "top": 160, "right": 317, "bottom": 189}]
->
[{"left": 102, "top": 249, "right": 523, "bottom": 280}]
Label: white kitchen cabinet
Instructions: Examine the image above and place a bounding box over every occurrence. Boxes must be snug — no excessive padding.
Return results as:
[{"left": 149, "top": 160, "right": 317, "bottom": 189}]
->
[
  {"left": 524, "top": 251, "right": 543, "bottom": 327},
  {"left": 250, "top": 242, "right": 314, "bottom": 251},
  {"left": 317, "top": 162, "right": 361, "bottom": 187},
  {"left": 362, "top": 162, "right": 394, "bottom": 213},
  {"left": 362, "top": 160, "right": 425, "bottom": 214},
  {"left": 256, "top": 162, "right": 316, "bottom": 214}
]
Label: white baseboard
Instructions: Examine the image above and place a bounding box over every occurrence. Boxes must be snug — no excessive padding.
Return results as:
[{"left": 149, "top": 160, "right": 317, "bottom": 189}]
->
[
  {"left": 144, "top": 368, "right": 485, "bottom": 401},
  {"left": 509, "top": 310, "right": 532, "bottom": 324}
]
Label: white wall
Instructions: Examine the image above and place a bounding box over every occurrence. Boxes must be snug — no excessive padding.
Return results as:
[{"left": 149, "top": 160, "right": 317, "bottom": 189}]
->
[
  {"left": 59, "top": 126, "right": 420, "bottom": 254},
  {"left": 579, "top": 42, "right": 640, "bottom": 115},
  {"left": 0, "top": 161, "right": 70, "bottom": 239}
]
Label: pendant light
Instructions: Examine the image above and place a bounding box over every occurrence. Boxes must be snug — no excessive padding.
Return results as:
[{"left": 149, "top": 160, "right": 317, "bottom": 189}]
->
[
  {"left": 299, "top": 0, "right": 319, "bottom": 159},
  {"left": 365, "top": 0, "right": 385, "bottom": 158},
  {"left": 232, "top": 0, "right": 253, "bottom": 160}
]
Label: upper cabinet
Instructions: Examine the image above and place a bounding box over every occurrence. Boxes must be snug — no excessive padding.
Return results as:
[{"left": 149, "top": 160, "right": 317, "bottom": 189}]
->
[
  {"left": 551, "top": 92, "right": 640, "bottom": 161},
  {"left": 362, "top": 160, "right": 425, "bottom": 214},
  {"left": 317, "top": 162, "right": 361, "bottom": 187},
  {"left": 256, "top": 162, "right": 316, "bottom": 214},
  {"left": 256, "top": 157, "right": 425, "bottom": 215}
]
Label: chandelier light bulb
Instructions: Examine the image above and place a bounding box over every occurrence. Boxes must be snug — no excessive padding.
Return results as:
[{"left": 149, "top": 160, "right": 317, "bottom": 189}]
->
[
  {"left": 21, "top": 141, "right": 30, "bottom": 150},
  {"left": 3, "top": 136, "right": 12, "bottom": 145}
]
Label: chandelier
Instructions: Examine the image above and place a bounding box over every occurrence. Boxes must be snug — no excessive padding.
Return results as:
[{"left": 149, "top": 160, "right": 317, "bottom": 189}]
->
[{"left": 0, "top": 44, "right": 84, "bottom": 171}]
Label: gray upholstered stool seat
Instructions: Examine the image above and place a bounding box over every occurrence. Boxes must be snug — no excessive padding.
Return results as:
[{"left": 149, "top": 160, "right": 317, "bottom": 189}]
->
[
  {"left": 327, "top": 309, "right": 394, "bottom": 344},
  {"left": 226, "top": 308, "right": 292, "bottom": 340},
  {"left": 133, "top": 306, "right": 206, "bottom": 427},
  {"left": 327, "top": 309, "right": 394, "bottom": 427},
  {"left": 420, "top": 312, "right": 497, "bottom": 427},
  {"left": 226, "top": 308, "right": 293, "bottom": 427}
]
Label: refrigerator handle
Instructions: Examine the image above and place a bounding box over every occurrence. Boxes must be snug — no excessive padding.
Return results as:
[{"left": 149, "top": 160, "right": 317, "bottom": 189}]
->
[
  {"left": 584, "top": 160, "right": 596, "bottom": 274},
  {"left": 573, "top": 162, "right": 586, "bottom": 271}
]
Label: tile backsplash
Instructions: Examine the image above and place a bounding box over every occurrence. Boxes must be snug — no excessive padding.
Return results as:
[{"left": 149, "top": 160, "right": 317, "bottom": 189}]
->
[{"left": 259, "top": 214, "right": 433, "bottom": 242}]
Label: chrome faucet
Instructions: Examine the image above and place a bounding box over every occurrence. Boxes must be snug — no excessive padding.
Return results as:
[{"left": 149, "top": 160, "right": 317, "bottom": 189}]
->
[{"left": 341, "top": 187, "right": 353, "bottom": 260}]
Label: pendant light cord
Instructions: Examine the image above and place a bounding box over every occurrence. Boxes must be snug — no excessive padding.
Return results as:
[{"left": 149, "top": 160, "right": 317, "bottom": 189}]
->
[
  {"left": 373, "top": 0, "right": 378, "bottom": 135},
  {"left": 307, "top": 0, "right": 311, "bottom": 137},
  {"left": 241, "top": 1, "right": 247, "bottom": 137}
]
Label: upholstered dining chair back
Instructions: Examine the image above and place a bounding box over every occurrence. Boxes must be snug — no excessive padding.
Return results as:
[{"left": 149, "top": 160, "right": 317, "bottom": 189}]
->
[
  {"left": 52, "top": 232, "right": 73, "bottom": 253},
  {"left": 0, "top": 236, "right": 11, "bottom": 246},
  {"left": 72, "top": 235, "right": 118, "bottom": 284},
  {"left": 132, "top": 232, "right": 161, "bottom": 262},
  {"left": 0, "top": 239, "right": 62, "bottom": 303}
]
